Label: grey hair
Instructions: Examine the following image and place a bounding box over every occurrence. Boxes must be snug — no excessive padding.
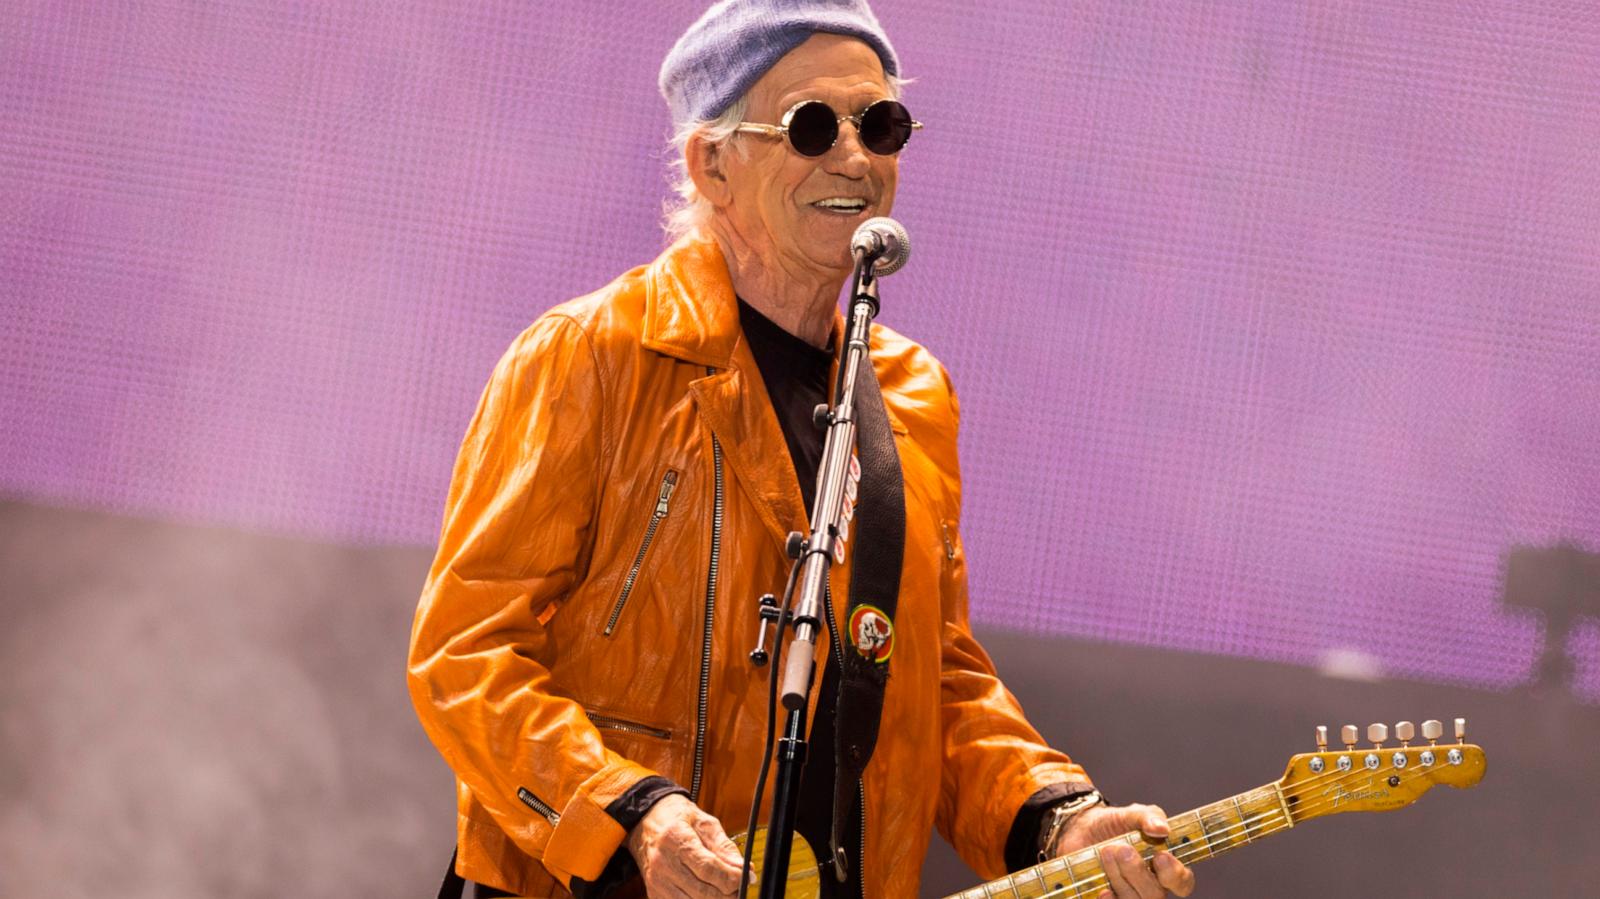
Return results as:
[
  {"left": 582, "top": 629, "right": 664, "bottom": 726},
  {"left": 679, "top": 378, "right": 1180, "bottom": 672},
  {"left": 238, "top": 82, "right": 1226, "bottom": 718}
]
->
[{"left": 661, "top": 75, "right": 910, "bottom": 242}]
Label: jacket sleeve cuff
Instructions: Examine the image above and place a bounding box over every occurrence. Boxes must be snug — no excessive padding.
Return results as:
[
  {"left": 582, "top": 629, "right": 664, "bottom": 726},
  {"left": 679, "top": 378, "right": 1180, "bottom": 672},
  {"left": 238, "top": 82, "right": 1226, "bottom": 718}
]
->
[
  {"left": 1003, "top": 782, "right": 1100, "bottom": 873},
  {"left": 569, "top": 776, "right": 690, "bottom": 898},
  {"left": 541, "top": 758, "right": 659, "bottom": 887}
]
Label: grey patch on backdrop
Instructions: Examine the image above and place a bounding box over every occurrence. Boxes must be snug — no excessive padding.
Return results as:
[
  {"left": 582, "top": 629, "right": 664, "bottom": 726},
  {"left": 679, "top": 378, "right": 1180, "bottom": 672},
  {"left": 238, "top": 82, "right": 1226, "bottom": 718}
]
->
[
  {"left": 5, "top": 500, "right": 1598, "bottom": 898},
  {"left": 0, "top": 501, "right": 450, "bottom": 898}
]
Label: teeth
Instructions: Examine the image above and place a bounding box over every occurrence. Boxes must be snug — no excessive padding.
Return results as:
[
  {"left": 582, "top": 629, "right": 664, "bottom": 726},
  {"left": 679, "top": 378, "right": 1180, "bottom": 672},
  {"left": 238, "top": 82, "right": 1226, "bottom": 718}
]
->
[{"left": 814, "top": 198, "right": 867, "bottom": 209}]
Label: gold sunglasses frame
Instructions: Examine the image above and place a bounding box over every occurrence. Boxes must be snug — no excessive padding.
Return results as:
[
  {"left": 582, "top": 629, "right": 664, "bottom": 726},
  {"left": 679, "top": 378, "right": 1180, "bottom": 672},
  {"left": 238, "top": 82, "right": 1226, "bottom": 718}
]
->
[{"left": 734, "top": 98, "right": 923, "bottom": 156}]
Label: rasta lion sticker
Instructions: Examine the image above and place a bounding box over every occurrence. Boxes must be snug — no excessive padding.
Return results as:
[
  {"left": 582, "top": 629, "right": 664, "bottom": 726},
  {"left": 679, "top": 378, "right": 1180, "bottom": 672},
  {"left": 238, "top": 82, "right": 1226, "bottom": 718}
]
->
[{"left": 848, "top": 604, "right": 894, "bottom": 664}]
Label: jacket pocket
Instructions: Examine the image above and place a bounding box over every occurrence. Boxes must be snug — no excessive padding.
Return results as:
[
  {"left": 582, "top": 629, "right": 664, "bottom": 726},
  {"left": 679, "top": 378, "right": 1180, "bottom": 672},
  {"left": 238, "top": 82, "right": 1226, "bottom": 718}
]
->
[
  {"left": 601, "top": 468, "right": 680, "bottom": 636},
  {"left": 588, "top": 711, "right": 673, "bottom": 741}
]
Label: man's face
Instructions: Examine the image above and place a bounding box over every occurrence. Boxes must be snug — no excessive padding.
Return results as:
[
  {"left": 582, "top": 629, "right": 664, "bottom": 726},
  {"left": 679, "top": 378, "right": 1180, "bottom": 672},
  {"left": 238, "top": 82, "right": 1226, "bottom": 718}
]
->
[{"left": 717, "top": 33, "right": 900, "bottom": 276}]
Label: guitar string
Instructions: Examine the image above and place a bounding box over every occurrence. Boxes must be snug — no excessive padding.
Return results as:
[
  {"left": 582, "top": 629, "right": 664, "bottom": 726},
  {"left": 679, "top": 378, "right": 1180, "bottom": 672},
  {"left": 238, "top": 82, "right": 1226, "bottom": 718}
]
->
[
  {"left": 949, "top": 757, "right": 1416, "bottom": 899},
  {"left": 1004, "top": 757, "right": 1463, "bottom": 899},
  {"left": 992, "top": 809, "right": 1287, "bottom": 899},
  {"left": 950, "top": 748, "right": 1472, "bottom": 899},
  {"left": 1031, "top": 758, "right": 1454, "bottom": 899},
  {"left": 962, "top": 750, "right": 1469, "bottom": 899}
]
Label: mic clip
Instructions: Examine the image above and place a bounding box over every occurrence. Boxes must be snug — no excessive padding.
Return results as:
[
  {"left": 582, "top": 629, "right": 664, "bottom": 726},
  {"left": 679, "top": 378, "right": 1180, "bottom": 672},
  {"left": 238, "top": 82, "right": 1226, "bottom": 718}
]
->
[{"left": 749, "top": 592, "right": 789, "bottom": 667}]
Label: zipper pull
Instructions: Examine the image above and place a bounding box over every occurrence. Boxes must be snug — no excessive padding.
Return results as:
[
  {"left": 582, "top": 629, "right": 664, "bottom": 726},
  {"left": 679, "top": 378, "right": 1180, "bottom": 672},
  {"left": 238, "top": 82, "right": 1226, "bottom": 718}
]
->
[{"left": 654, "top": 470, "right": 679, "bottom": 517}]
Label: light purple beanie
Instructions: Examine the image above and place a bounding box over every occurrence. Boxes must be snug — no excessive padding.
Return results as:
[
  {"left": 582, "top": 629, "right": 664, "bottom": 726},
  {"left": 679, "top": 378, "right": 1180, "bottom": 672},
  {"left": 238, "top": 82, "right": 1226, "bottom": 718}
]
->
[{"left": 659, "top": 0, "right": 900, "bottom": 125}]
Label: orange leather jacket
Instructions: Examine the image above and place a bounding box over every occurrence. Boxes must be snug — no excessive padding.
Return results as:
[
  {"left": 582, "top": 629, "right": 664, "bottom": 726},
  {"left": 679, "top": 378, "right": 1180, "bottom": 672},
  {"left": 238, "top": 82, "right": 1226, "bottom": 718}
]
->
[{"left": 407, "top": 236, "right": 1090, "bottom": 897}]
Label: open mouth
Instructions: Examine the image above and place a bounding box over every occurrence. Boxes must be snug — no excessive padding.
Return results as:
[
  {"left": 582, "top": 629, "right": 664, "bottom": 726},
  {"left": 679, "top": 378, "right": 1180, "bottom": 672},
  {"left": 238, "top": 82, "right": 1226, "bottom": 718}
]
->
[{"left": 810, "top": 197, "right": 870, "bottom": 216}]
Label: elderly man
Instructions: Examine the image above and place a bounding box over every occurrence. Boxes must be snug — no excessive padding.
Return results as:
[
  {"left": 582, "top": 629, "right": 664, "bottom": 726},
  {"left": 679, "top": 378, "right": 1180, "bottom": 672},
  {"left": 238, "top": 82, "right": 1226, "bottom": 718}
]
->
[{"left": 408, "top": 2, "right": 1197, "bottom": 897}]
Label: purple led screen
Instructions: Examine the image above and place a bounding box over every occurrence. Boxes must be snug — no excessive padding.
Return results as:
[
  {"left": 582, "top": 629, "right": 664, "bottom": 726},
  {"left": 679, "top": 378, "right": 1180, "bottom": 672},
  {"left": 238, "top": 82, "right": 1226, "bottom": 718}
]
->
[{"left": 3, "top": 2, "right": 1597, "bottom": 701}]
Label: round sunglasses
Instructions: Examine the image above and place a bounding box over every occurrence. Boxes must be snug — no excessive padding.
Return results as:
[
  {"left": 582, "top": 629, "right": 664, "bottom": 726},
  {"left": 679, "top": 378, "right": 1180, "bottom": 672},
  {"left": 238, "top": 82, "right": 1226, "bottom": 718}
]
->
[{"left": 735, "top": 98, "right": 922, "bottom": 157}]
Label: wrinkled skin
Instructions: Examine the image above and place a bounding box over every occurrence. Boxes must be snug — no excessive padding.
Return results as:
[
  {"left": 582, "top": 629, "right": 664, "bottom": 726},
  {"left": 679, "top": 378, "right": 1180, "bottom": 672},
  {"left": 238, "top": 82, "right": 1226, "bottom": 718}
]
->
[
  {"left": 1052, "top": 804, "right": 1197, "bottom": 899},
  {"left": 631, "top": 36, "right": 900, "bottom": 897},
  {"left": 635, "top": 30, "right": 1196, "bottom": 899},
  {"left": 688, "top": 32, "right": 899, "bottom": 349}
]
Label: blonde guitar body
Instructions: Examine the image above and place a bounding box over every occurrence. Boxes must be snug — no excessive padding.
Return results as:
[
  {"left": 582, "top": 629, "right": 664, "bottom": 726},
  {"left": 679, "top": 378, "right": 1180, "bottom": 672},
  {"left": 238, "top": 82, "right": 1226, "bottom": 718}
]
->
[{"left": 731, "top": 828, "right": 821, "bottom": 899}]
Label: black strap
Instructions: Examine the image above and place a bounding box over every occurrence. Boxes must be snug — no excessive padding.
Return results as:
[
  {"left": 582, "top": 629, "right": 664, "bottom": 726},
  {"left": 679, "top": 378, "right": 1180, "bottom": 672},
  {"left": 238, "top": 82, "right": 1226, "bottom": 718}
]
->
[
  {"left": 828, "top": 351, "right": 905, "bottom": 879},
  {"left": 438, "top": 846, "right": 465, "bottom": 899}
]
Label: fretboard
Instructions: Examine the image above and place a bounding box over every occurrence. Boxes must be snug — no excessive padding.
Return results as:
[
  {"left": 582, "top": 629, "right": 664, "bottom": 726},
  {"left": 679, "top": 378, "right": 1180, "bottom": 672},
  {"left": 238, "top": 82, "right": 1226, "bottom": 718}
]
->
[{"left": 941, "top": 783, "right": 1293, "bottom": 899}]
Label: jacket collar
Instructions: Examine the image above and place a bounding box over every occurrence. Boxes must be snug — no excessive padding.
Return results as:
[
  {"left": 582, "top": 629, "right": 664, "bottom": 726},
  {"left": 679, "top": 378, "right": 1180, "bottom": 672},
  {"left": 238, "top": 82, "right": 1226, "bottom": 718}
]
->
[
  {"left": 642, "top": 235, "right": 744, "bottom": 368},
  {"left": 642, "top": 234, "right": 853, "bottom": 368}
]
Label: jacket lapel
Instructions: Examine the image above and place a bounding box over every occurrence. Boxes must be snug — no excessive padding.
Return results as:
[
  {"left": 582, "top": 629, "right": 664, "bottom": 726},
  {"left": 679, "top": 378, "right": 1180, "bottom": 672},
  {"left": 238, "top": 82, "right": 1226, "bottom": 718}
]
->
[{"left": 646, "top": 237, "right": 810, "bottom": 551}]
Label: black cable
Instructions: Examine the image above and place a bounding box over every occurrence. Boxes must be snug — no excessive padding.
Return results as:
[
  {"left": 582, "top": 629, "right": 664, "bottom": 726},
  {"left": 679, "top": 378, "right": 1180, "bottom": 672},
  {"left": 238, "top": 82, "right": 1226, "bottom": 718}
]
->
[
  {"left": 739, "top": 557, "right": 803, "bottom": 893},
  {"left": 833, "top": 255, "right": 872, "bottom": 409},
  {"left": 743, "top": 256, "right": 868, "bottom": 893}
]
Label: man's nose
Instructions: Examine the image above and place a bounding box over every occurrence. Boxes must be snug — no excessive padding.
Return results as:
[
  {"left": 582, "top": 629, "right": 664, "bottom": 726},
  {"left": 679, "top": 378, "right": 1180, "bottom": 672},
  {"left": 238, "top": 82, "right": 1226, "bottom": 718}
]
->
[{"left": 824, "top": 119, "right": 872, "bottom": 178}]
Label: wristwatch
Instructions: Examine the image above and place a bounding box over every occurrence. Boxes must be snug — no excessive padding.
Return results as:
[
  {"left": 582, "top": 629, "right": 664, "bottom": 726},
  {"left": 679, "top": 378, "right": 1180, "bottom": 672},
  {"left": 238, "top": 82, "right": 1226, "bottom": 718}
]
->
[{"left": 1038, "top": 789, "right": 1105, "bottom": 862}]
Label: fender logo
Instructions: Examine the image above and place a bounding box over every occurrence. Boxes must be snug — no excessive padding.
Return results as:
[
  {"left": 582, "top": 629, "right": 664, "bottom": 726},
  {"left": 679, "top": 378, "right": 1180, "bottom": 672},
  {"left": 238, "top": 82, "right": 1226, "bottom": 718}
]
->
[{"left": 1323, "top": 781, "right": 1390, "bottom": 807}]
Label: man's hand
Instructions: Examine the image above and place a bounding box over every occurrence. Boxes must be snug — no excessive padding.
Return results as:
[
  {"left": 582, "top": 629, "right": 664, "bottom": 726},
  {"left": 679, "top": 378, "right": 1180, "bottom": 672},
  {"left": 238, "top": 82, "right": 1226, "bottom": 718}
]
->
[
  {"left": 625, "top": 793, "right": 745, "bottom": 898},
  {"left": 1050, "top": 803, "right": 1196, "bottom": 899}
]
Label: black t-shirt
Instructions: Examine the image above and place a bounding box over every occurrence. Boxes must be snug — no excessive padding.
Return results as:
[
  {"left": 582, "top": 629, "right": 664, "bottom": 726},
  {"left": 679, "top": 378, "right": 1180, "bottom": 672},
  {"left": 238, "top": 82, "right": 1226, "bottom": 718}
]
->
[{"left": 738, "top": 298, "right": 863, "bottom": 899}]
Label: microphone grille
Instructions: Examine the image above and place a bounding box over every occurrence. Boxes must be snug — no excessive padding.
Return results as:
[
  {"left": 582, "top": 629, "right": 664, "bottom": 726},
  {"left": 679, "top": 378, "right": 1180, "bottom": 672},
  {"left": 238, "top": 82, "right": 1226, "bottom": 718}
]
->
[{"left": 858, "top": 216, "right": 910, "bottom": 276}]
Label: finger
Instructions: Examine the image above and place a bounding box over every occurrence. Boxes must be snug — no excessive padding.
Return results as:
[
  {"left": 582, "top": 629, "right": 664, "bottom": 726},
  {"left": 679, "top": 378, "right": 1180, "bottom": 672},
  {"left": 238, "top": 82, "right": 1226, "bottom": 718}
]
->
[
  {"left": 676, "top": 829, "right": 743, "bottom": 893},
  {"left": 1154, "top": 849, "right": 1196, "bottom": 897},
  {"left": 1138, "top": 804, "right": 1170, "bottom": 841},
  {"left": 1099, "top": 844, "right": 1161, "bottom": 899},
  {"left": 667, "top": 846, "right": 739, "bottom": 897},
  {"left": 693, "top": 814, "right": 745, "bottom": 868},
  {"left": 1105, "top": 803, "right": 1169, "bottom": 842},
  {"left": 1099, "top": 845, "right": 1134, "bottom": 898}
]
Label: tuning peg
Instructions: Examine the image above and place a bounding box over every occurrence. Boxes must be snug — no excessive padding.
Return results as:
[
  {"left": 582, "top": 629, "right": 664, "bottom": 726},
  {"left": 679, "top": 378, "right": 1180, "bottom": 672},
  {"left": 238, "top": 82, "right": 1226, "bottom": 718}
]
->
[
  {"left": 1394, "top": 721, "right": 1415, "bottom": 746},
  {"left": 1315, "top": 726, "right": 1328, "bottom": 751},
  {"left": 1455, "top": 718, "right": 1467, "bottom": 744},
  {"left": 1341, "top": 725, "right": 1358, "bottom": 749},
  {"left": 1422, "top": 719, "right": 1443, "bottom": 744},
  {"left": 1367, "top": 723, "right": 1388, "bottom": 747}
]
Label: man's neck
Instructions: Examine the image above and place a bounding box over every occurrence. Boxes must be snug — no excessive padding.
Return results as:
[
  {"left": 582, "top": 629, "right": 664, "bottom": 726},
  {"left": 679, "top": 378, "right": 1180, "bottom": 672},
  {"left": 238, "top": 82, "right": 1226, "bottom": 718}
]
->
[{"left": 707, "top": 221, "right": 841, "bottom": 350}]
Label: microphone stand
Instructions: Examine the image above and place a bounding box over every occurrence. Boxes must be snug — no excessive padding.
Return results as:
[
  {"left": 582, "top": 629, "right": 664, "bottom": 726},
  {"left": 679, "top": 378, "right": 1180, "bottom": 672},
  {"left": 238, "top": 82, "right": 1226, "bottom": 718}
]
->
[{"left": 756, "top": 250, "right": 883, "bottom": 899}]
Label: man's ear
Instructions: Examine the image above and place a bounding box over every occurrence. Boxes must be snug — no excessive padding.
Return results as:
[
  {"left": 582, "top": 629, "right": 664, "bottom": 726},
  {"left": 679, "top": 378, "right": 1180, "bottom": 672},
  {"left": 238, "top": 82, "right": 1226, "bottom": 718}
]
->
[{"left": 686, "top": 133, "right": 733, "bottom": 208}]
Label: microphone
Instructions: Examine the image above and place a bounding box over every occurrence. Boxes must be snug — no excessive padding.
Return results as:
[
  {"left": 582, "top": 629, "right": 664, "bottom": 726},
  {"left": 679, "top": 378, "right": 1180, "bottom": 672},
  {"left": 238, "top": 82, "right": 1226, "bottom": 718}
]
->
[{"left": 850, "top": 217, "right": 910, "bottom": 276}]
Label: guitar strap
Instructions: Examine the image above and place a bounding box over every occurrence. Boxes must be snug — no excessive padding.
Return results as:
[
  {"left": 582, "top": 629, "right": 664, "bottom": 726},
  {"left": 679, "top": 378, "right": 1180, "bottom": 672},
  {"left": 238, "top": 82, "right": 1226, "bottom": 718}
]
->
[
  {"left": 827, "top": 351, "right": 905, "bottom": 881},
  {"left": 437, "top": 847, "right": 463, "bottom": 898}
]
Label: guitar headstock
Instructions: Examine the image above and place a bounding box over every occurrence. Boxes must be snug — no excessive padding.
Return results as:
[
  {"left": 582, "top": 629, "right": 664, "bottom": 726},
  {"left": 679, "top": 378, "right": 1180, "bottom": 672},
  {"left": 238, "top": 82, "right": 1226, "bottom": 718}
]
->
[{"left": 1278, "top": 718, "right": 1485, "bottom": 822}]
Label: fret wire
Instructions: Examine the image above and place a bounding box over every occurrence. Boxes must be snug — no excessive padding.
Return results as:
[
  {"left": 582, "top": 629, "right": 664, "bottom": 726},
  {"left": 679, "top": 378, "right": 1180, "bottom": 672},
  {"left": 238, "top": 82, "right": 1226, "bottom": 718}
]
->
[
  {"left": 1031, "top": 863, "right": 1050, "bottom": 896},
  {"left": 1042, "top": 763, "right": 1416, "bottom": 899},
  {"left": 1271, "top": 782, "right": 1295, "bottom": 828},
  {"left": 971, "top": 757, "right": 1456, "bottom": 899},
  {"left": 992, "top": 803, "right": 1320, "bottom": 899},
  {"left": 1061, "top": 852, "right": 1084, "bottom": 898},
  {"left": 1033, "top": 811, "right": 1289, "bottom": 899}
]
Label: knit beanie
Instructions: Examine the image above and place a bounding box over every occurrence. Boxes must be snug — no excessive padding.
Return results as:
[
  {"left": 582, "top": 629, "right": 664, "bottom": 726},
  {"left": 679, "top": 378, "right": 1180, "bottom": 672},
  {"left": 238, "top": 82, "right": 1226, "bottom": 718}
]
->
[{"left": 659, "top": 0, "right": 900, "bottom": 125}]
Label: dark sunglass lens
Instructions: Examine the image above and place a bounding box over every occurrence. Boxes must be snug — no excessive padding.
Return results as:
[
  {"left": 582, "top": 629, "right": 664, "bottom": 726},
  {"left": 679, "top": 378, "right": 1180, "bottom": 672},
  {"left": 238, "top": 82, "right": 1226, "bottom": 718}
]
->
[
  {"left": 860, "top": 100, "right": 914, "bottom": 155},
  {"left": 786, "top": 101, "right": 838, "bottom": 157}
]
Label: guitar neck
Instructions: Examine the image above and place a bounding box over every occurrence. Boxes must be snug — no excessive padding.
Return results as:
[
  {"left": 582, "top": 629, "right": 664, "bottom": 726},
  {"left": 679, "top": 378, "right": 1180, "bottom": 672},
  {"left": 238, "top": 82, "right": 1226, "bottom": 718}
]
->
[{"left": 942, "top": 783, "right": 1292, "bottom": 899}]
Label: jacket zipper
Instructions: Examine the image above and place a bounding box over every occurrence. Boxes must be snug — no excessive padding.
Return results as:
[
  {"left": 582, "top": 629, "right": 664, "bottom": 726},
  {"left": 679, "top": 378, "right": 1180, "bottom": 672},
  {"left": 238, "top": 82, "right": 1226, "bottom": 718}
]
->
[
  {"left": 821, "top": 581, "right": 869, "bottom": 889},
  {"left": 690, "top": 402, "right": 724, "bottom": 801},
  {"left": 589, "top": 712, "right": 673, "bottom": 741},
  {"left": 516, "top": 786, "right": 561, "bottom": 826},
  {"left": 601, "top": 469, "right": 680, "bottom": 636}
]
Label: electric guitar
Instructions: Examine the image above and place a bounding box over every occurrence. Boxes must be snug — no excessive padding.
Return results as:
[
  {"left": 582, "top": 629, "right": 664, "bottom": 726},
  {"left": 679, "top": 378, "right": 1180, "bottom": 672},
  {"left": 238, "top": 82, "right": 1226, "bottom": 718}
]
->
[{"left": 735, "top": 718, "right": 1486, "bottom": 898}]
